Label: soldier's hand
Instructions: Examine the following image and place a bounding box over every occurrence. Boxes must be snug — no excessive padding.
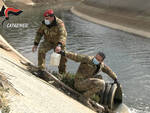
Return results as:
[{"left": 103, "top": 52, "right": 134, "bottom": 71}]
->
[
  {"left": 114, "top": 78, "right": 120, "bottom": 86},
  {"left": 58, "top": 50, "right": 65, "bottom": 56},
  {"left": 55, "top": 46, "right": 61, "bottom": 53},
  {"left": 32, "top": 45, "right": 37, "bottom": 52}
]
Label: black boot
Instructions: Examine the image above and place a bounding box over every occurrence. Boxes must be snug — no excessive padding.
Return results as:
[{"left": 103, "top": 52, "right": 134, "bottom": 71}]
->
[{"left": 36, "top": 70, "right": 45, "bottom": 79}]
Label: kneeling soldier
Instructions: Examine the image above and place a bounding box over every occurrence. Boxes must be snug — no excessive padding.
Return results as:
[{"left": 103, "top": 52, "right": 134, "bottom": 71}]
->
[{"left": 58, "top": 51, "right": 118, "bottom": 110}]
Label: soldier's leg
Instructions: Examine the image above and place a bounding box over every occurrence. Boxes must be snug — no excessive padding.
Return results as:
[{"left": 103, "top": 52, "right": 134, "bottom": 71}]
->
[
  {"left": 58, "top": 47, "right": 67, "bottom": 74},
  {"left": 38, "top": 42, "right": 53, "bottom": 70},
  {"left": 75, "top": 78, "right": 104, "bottom": 111},
  {"left": 75, "top": 78, "right": 105, "bottom": 98},
  {"left": 78, "top": 95, "right": 96, "bottom": 111}
]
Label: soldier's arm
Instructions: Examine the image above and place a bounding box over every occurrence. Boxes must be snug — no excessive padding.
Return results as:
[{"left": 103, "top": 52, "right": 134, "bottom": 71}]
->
[
  {"left": 101, "top": 64, "right": 117, "bottom": 80},
  {"left": 65, "top": 51, "right": 91, "bottom": 63},
  {"left": 34, "top": 24, "right": 44, "bottom": 46},
  {"left": 57, "top": 22, "right": 67, "bottom": 47}
]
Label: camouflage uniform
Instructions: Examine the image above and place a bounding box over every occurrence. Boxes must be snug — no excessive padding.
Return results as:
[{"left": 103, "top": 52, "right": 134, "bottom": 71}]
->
[
  {"left": 65, "top": 51, "right": 117, "bottom": 98},
  {"left": 34, "top": 16, "right": 67, "bottom": 74}
]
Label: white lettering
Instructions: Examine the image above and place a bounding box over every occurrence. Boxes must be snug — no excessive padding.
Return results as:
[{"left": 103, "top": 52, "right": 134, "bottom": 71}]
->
[
  {"left": 6, "top": 23, "right": 29, "bottom": 28},
  {"left": 7, "top": 23, "right": 11, "bottom": 28}
]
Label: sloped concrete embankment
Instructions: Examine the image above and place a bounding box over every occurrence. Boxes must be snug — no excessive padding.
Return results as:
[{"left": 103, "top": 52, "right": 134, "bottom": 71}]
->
[
  {"left": 71, "top": 0, "right": 150, "bottom": 38},
  {"left": 0, "top": 35, "right": 95, "bottom": 113}
]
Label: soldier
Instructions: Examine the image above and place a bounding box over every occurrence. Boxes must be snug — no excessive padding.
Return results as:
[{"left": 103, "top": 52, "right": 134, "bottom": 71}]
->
[
  {"left": 32, "top": 9, "right": 67, "bottom": 76},
  {"left": 58, "top": 51, "right": 119, "bottom": 111}
]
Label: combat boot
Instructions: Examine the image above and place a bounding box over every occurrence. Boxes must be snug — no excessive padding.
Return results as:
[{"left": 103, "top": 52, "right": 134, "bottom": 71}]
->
[
  {"left": 36, "top": 70, "right": 45, "bottom": 79},
  {"left": 58, "top": 67, "right": 66, "bottom": 74},
  {"left": 79, "top": 96, "right": 96, "bottom": 111}
]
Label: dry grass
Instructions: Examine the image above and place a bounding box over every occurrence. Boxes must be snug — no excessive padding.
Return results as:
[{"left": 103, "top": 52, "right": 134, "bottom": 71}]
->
[{"left": 0, "top": 73, "right": 10, "bottom": 113}]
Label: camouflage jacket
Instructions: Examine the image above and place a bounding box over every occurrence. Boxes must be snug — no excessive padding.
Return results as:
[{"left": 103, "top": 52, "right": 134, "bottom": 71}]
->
[
  {"left": 34, "top": 16, "right": 67, "bottom": 47},
  {"left": 65, "top": 51, "right": 117, "bottom": 82}
]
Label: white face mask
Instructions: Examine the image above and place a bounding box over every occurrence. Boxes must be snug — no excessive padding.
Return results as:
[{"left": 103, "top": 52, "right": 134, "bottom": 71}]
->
[
  {"left": 45, "top": 19, "right": 51, "bottom": 25},
  {"left": 93, "top": 58, "right": 100, "bottom": 65}
]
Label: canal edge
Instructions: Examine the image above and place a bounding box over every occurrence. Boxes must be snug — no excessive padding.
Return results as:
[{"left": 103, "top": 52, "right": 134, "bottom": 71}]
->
[{"left": 71, "top": 7, "right": 150, "bottom": 39}]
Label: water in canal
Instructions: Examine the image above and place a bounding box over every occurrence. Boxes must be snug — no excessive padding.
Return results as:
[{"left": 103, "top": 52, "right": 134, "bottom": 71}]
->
[{"left": 0, "top": 5, "right": 150, "bottom": 113}]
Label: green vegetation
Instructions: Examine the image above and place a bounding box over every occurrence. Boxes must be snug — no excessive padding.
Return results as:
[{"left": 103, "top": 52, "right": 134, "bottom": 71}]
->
[
  {"left": 52, "top": 71, "right": 75, "bottom": 89},
  {"left": 91, "top": 94, "right": 100, "bottom": 103},
  {"left": 52, "top": 71, "right": 100, "bottom": 103}
]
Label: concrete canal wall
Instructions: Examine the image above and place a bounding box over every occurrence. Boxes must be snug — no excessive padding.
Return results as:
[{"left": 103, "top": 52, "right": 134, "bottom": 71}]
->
[
  {"left": 84, "top": 0, "right": 150, "bottom": 15},
  {"left": 71, "top": 0, "right": 150, "bottom": 38}
]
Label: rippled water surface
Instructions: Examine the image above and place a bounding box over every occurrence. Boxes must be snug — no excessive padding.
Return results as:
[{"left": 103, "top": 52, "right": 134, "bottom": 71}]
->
[{"left": 0, "top": 6, "right": 150, "bottom": 113}]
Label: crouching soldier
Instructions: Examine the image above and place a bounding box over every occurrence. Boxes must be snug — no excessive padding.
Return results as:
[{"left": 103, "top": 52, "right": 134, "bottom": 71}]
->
[
  {"left": 32, "top": 9, "right": 67, "bottom": 76},
  {"left": 58, "top": 51, "right": 119, "bottom": 111}
]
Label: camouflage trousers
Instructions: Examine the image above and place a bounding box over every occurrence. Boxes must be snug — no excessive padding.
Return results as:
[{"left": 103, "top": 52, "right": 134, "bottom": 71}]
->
[
  {"left": 38, "top": 41, "right": 67, "bottom": 74},
  {"left": 74, "top": 78, "right": 105, "bottom": 98}
]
